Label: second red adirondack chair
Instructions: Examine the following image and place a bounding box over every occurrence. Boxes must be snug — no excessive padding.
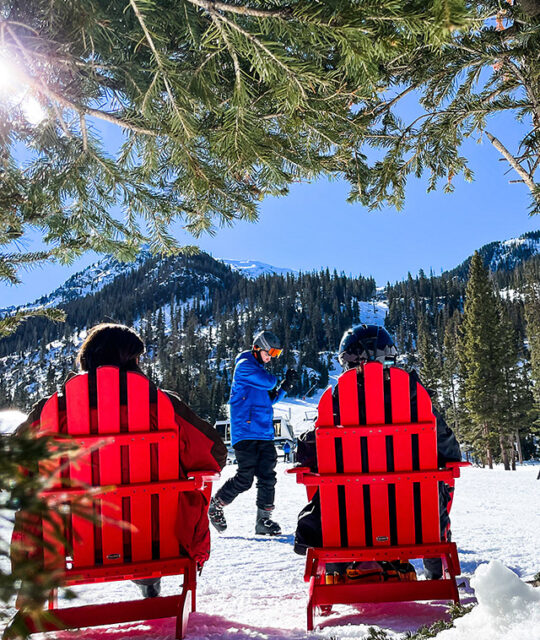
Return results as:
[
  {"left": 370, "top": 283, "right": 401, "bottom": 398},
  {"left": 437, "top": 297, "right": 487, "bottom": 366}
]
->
[
  {"left": 11, "top": 366, "right": 221, "bottom": 639},
  {"left": 289, "top": 363, "right": 468, "bottom": 630}
]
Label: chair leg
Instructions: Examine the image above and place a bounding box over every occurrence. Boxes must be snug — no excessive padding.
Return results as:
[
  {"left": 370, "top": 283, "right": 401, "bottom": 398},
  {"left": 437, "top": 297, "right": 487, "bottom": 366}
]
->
[
  {"left": 307, "top": 597, "right": 314, "bottom": 632},
  {"left": 176, "top": 588, "right": 192, "bottom": 640},
  {"left": 307, "top": 578, "right": 315, "bottom": 631}
]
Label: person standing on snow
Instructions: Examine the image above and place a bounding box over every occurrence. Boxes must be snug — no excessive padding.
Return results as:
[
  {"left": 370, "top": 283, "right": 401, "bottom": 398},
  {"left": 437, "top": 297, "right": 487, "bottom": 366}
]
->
[{"left": 209, "top": 330, "right": 298, "bottom": 536}]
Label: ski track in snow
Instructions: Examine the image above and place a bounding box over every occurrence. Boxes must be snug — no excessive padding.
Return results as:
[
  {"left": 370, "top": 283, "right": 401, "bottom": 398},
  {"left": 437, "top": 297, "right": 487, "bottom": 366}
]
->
[{"left": 1, "top": 404, "right": 539, "bottom": 640}]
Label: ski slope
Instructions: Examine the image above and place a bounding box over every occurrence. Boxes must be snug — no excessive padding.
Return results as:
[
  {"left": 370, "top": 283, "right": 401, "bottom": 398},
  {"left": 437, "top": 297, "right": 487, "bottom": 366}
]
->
[{"left": 1, "top": 403, "right": 539, "bottom": 640}]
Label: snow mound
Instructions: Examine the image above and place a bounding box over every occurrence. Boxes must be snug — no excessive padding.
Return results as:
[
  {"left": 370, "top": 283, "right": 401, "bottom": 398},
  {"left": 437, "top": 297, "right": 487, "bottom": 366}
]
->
[
  {"left": 438, "top": 561, "right": 540, "bottom": 640},
  {"left": 0, "top": 410, "right": 26, "bottom": 434}
]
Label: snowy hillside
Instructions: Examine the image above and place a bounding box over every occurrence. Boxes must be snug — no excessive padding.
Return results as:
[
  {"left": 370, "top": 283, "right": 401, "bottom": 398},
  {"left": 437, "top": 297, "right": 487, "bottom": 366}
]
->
[
  {"left": 0, "top": 404, "right": 538, "bottom": 640},
  {"left": 220, "top": 259, "right": 296, "bottom": 278},
  {"left": 0, "top": 249, "right": 153, "bottom": 317},
  {"left": 444, "top": 230, "right": 540, "bottom": 280}
]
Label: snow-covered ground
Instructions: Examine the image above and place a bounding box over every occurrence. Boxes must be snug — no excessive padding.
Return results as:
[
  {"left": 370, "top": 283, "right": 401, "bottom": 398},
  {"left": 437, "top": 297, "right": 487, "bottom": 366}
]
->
[{"left": 1, "top": 405, "right": 539, "bottom": 640}]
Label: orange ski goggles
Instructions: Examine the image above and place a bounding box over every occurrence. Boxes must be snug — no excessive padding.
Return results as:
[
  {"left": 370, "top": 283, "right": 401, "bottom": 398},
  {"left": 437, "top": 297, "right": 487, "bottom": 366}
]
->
[{"left": 254, "top": 345, "right": 283, "bottom": 358}]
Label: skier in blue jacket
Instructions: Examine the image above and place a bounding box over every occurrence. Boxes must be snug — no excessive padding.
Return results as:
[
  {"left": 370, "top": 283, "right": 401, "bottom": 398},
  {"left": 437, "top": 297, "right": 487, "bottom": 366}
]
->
[{"left": 209, "top": 330, "right": 298, "bottom": 535}]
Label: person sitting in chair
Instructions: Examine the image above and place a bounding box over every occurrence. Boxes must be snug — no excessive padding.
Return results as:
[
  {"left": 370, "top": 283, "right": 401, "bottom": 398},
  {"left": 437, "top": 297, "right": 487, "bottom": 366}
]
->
[
  {"left": 293, "top": 324, "right": 462, "bottom": 582},
  {"left": 12, "top": 323, "right": 227, "bottom": 598}
]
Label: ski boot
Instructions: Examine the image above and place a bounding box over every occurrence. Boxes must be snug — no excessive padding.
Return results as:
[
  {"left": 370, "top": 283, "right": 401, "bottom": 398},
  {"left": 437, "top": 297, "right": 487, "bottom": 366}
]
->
[
  {"left": 255, "top": 507, "right": 281, "bottom": 536},
  {"left": 134, "top": 578, "right": 161, "bottom": 598},
  {"left": 208, "top": 496, "right": 227, "bottom": 533}
]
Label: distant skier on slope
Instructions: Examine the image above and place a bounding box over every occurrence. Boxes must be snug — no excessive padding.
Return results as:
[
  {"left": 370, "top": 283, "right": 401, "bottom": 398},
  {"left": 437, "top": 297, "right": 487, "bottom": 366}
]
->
[
  {"left": 209, "top": 330, "right": 298, "bottom": 536},
  {"left": 293, "top": 324, "right": 462, "bottom": 581}
]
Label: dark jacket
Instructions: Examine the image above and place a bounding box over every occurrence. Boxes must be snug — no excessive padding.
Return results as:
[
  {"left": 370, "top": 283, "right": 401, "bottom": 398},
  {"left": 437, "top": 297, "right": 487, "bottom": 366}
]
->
[{"left": 228, "top": 350, "right": 286, "bottom": 445}]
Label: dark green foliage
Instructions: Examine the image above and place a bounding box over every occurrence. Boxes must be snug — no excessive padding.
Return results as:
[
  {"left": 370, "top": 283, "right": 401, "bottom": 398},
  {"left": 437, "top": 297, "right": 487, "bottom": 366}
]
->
[
  {"left": 354, "top": 2, "right": 540, "bottom": 213},
  {"left": 0, "top": 426, "right": 79, "bottom": 637},
  {"left": 524, "top": 261, "right": 540, "bottom": 425},
  {"left": 459, "top": 252, "right": 506, "bottom": 466}
]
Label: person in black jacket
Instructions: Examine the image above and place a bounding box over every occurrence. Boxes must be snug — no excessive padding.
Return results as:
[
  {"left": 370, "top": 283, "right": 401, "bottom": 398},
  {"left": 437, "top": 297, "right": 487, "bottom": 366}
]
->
[{"left": 294, "top": 324, "right": 462, "bottom": 581}]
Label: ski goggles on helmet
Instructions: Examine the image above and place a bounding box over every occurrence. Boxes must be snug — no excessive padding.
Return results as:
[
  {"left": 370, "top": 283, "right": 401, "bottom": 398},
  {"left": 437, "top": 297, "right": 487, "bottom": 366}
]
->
[{"left": 254, "top": 345, "right": 282, "bottom": 358}]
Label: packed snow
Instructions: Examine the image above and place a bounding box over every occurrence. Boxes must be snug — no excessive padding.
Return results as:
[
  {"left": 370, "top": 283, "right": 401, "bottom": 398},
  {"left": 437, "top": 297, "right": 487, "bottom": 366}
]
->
[
  {"left": 1, "top": 403, "right": 538, "bottom": 640},
  {"left": 0, "top": 410, "right": 25, "bottom": 434}
]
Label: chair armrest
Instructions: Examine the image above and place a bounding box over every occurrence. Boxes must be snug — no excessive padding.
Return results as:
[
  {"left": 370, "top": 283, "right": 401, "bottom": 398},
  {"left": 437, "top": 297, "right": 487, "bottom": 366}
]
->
[
  {"left": 445, "top": 461, "right": 471, "bottom": 478},
  {"left": 286, "top": 466, "right": 318, "bottom": 484},
  {"left": 188, "top": 471, "right": 221, "bottom": 489},
  {"left": 286, "top": 466, "right": 312, "bottom": 475}
]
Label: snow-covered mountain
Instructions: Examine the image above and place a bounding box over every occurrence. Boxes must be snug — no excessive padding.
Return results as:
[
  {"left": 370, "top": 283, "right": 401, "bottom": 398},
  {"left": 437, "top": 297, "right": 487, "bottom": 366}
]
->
[
  {"left": 445, "top": 230, "right": 540, "bottom": 280},
  {"left": 0, "top": 254, "right": 293, "bottom": 317},
  {"left": 220, "top": 259, "right": 296, "bottom": 279},
  {"left": 0, "top": 248, "right": 153, "bottom": 316}
]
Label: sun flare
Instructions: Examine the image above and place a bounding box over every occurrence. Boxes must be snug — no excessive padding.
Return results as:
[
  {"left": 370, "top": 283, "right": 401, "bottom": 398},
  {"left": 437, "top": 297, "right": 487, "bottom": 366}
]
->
[{"left": 0, "top": 52, "right": 46, "bottom": 124}]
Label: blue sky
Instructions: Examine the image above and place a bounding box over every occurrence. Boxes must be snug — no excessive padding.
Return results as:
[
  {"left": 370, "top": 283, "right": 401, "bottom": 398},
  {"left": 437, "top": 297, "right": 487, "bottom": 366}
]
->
[{"left": 1, "top": 106, "right": 538, "bottom": 308}]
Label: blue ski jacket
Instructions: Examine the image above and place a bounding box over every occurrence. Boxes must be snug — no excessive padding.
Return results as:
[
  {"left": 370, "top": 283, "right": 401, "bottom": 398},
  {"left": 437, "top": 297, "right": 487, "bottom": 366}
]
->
[{"left": 229, "top": 350, "right": 286, "bottom": 445}]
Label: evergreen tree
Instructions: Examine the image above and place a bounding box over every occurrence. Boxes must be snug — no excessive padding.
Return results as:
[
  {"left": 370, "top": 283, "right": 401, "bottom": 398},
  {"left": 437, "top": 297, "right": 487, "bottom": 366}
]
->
[
  {"left": 416, "top": 312, "right": 441, "bottom": 398},
  {"left": 459, "top": 252, "right": 505, "bottom": 468},
  {"left": 441, "top": 313, "right": 463, "bottom": 440},
  {"left": 524, "top": 262, "right": 540, "bottom": 425}
]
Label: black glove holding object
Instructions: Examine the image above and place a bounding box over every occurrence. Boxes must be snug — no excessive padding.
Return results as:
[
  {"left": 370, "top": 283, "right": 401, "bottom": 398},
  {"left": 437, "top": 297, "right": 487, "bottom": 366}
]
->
[{"left": 279, "top": 368, "right": 299, "bottom": 393}]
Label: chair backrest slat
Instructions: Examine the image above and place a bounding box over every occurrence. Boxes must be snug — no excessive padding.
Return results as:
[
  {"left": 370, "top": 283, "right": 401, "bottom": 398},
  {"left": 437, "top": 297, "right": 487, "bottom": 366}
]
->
[
  {"left": 156, "top": 389, "right": 181, "bottom": 559},
  {"left": 65, "top": 375, "right": 96, "bottom": 569},
  {"left": 315, "top": 387, "right": 333, "bottom": 427},
  {"left": 38, "top": 394, "right": 66, "bottom": 570},
  {"left": 96, "top": 367, "right": 123, "bottom": 566},
  {"left": 126, "top": 371, "right": 152, "bottom": 562},
  {"left": 361, "top": 365, "right": 390, "bottom": 546},
  {"left": 389, "top": 367, "right": 416, "bottom": 544}
]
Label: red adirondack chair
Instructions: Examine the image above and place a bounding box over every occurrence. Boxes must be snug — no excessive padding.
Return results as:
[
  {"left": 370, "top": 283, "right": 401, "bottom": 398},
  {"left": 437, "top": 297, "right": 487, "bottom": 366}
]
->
[
  {"left": 14, "top": 367, "right": 219, "bottom": 638},
  {"left": 289, "top": 363, "right": 467, "bottom": 630}
]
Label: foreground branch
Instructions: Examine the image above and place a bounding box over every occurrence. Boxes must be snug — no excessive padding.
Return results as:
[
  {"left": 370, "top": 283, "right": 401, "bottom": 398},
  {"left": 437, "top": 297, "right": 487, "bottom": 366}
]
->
[{"left": 485, "top": 131, "right": 536, "bottom": 194}]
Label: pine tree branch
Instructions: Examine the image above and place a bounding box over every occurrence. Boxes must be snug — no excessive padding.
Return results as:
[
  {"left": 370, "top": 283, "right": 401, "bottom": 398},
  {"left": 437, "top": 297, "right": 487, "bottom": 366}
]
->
[
  {"left": 503, "top": 58, "right": 540, "bottom": 128},
  {"left": 128, "top": 0, "right": 193, "bottom": 138},
  {"left": 10, "top": 61, "right": 158, "bottom": 137},
  {"left": 485, "top": 130, "right": 537, "bottom": 193},
  {"left": 211, "top": 10, "right": 307, "bottom": 99},
  {"left": 185, "top": 0, "right": 291, "bottom": 19},
  {"left": 369, "top": 83, "right": 421, "bottom": 117},
  {"left": 209, "top": 10, "right": 242, "bottom": 90},
  {"left": 5, "top": 25, "right": 73, "bottom": 138},
  {"left": 80, "top": 114, "right": 88, "bottom": 152}
]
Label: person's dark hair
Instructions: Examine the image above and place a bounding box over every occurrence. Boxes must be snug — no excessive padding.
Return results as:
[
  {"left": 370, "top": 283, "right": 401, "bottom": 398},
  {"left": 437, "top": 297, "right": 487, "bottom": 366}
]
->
[{"left": 76, "top": 323, "right": 145, "bottom": 372}]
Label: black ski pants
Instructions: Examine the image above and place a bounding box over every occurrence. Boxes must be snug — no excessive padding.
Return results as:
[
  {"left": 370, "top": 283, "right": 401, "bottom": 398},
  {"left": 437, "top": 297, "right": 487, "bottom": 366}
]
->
[{"left": 216, "top": 440, "right": 277, "bottom": 509}]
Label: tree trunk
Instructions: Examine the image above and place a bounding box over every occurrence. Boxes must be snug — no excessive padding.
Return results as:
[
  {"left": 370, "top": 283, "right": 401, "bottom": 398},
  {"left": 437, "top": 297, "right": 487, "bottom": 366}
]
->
[
  {"left": 499, "top": 433, "right": 510, "bottom": 470},
  {"left": 484, "top": 423, "right": 493, "bottom": 469},
  {"left": 515, "top": 430, "right": 523, "bottom": 464}
]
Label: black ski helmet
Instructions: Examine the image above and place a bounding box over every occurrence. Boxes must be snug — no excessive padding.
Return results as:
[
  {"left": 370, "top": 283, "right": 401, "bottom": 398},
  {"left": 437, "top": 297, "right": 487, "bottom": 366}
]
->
[
  {"left": 252, "top": 330, "right": 282, "bottom": 357},
  {"left": 338, "top": 324, "right": 397, "bottom": 368}
]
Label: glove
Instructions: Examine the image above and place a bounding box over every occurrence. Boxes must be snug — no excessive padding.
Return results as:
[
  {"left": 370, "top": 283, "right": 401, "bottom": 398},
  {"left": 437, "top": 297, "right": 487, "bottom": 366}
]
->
[{"left": 280, "top": 368, "right": 299, "bottom": 393}]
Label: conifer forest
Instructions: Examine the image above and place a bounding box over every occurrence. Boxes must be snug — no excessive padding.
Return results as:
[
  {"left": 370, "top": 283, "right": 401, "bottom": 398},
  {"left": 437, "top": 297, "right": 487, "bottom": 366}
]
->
[{"left": 1, "top": 232, "right": 539, "bottom": 470}]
